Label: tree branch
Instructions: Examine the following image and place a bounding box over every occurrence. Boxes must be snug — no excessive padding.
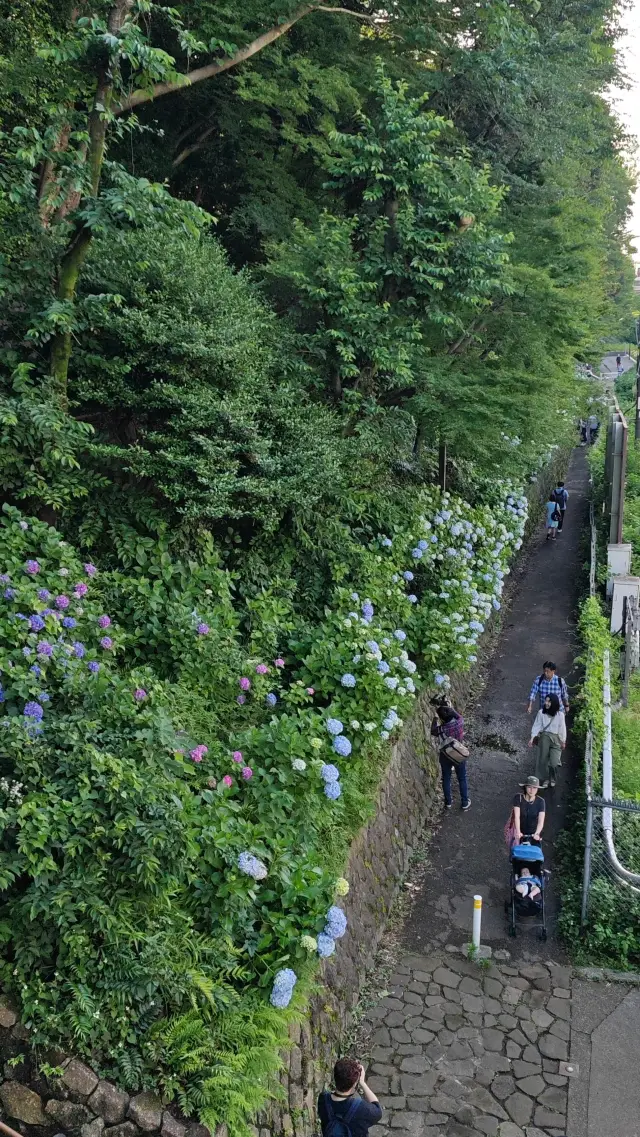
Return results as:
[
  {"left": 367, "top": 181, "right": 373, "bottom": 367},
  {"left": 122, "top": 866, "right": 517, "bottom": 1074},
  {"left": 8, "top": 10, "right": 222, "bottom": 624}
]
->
[{"left": 115, "top": 4, "right": 378, "bottom": 114}]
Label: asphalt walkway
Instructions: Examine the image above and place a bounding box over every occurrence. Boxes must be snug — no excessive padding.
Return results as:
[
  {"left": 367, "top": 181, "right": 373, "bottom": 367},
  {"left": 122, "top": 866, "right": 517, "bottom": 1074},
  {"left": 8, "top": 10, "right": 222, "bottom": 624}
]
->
[{"left": 354, "top": 448, "right": 640, "bottom": 1137}]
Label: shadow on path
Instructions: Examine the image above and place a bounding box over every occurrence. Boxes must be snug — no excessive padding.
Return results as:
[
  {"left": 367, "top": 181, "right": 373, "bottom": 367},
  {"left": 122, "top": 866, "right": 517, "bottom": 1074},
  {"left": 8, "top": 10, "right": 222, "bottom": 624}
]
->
[{"left": 402, "top": 447, "right": 589, "bottom": 959}]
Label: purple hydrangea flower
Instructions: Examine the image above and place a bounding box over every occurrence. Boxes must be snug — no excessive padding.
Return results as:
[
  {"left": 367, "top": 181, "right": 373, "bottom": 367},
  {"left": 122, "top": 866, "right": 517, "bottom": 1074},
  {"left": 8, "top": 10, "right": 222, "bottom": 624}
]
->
[
  {"left": 24, "top": 560, "right": 40, "bottom": 575},
  {"left": 29, "top": 664, "right": 41, "bottom": 677},
  {"left": 100, "top": 636, "right": 113, "bottom": 650},
  {"left": 29, "top": 615, "right": 45, "bottom": 632},
  {"left": 255, "top": 663, "right": 268, "bottom": 675},
  {"left": 37, "top": 589, "right": 50, "bottom": 600},
  {"left": 74, "top": 582, "right": 88, "bottom": 598},
  {"left": 394, "top": 629, "right": 407, "bottom": 642},
  {"left": 197, "top": 623, "right": 210, "bottom": 635},
  {"left": 134, "top": 688, "right": 147, "bottom": 701},
  {"left": 84, "top": 563, "right": 97, "bottom": 577},
  {"left": 411, "top": 547, "right": 424, "bottom": 560},
  {"left": 22, "top": 647, "right": 32, "bottom": 657},
  {"left": 73, "top": 642, "right": 85, "bottom": 658},
  {"left": 236, "top": 694, "right": 246, "bottom": 705},
  {"left": 87, "top": 661, "right": 100, "bottom": 674},
  {"left": 239, "top": 677, "right": 251, "bottom": 691},
  {"left": 19, "top": 521, "right": 28, "bottom": 531},
  {"left": 97, "top": 615, "right": 111, "bottom": 629},
  {"left": 333, "top": 735, "right": 352, "bottom": 758},
  {"left": 23, "top": 701, "right": 44, "bottom": 721},
  {"left": 377, "top": 660, "right": 390, "bottom": 675},
  {"left": 36, "top": 641, "right": 53, "bottom": 657},
  {"left": 408, "top": 594, "right": 418, "bottom": 604},
  {"left": 361, "top": 599, "right": 374, "bottom": 622},
  {"left": 38, "top": 692, "right": 50, "bottom": 703},
  {"left": 0, "top": 574, "right": 10, "bottom": 585},
  {"left": 241, "top": 766, "right": 253, "bottom": 780}
]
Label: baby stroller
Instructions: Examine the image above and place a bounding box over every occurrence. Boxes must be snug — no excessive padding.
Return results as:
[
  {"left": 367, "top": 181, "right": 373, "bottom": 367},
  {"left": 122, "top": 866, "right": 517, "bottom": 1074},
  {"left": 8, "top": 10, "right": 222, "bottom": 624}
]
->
[{"left": 506, "top": 841, "right": 548, "bottom": 940}]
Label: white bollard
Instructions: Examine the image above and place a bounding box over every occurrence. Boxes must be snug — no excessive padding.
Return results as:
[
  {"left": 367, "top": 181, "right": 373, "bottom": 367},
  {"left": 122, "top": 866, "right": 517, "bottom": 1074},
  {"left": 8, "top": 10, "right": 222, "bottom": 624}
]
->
[{"left": 472, "top": 895, "right": 482, "bottom": 949}]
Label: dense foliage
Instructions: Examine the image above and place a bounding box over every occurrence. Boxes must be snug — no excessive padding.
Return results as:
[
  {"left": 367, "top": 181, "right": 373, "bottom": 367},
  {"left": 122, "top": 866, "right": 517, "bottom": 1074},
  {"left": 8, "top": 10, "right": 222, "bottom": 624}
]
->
[{"left": 0, "top": 0, "right": 636, "bottom": 1130}]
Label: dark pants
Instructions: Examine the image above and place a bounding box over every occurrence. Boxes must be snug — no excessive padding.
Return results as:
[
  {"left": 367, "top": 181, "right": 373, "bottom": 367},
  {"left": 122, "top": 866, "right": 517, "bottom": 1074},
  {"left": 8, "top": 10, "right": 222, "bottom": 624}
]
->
[
  {"left": 557, "top": 508, "right": 566, "bottom": 531},
  {"left": 440, "top": 756, "right": 469, "bottom": 806}
]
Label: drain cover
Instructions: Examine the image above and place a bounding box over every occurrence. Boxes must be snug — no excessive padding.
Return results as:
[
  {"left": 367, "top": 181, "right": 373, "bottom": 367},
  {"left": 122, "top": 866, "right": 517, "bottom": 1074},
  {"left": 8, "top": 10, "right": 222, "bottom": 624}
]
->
[{"left": 559, "top": 1061, "right": 579, "bottom": 1077}]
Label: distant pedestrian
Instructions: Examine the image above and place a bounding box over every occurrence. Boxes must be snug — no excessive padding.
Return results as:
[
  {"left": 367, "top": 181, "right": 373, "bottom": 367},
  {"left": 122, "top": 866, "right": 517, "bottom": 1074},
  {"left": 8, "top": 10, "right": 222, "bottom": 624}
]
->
[
  {"left": 319, "top": 1060, "right": 381, "bottom": 1137},
  {"left": 431, "top": 703, "right": 471, "bottom": 811},
  {"left": 616, "top": 354, "right": 621, "bottom": 368},
  {"left": 527, "top": 661, "right": 569, "bottom": 715},
  {"left": 552, "top": 481, "right": 569, "bottom": 532},
  {"left": 588, "top": 413, "right": 599, "bottom": 443},
  {"left": 545, "top": 493, "right": 560, "bottom": 540},
  {"left": 579, "top": 419, "right": 587, "bottom": 444},
  {"left": 528, "top": 692, "right": 566, "bottom": 787}
]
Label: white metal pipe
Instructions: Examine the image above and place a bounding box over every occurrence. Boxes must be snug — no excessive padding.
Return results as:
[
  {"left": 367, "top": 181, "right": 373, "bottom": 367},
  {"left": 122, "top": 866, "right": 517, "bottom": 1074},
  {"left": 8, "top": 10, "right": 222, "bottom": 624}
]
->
[
  {"left": 472, "top": 895, "right": 482, "bottom": 949},
  {"left": 601, "top": 650, "right": 640, "bottom": 891}
]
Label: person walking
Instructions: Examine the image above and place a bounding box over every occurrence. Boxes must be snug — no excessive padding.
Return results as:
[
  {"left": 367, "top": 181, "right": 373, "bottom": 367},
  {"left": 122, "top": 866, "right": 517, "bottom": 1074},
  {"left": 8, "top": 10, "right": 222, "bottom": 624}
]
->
[
  {"left": 545, "top": 493, "right": 560, "bottom": 540},
  {"left": 527, "top": 661, "right": 569, "bottom": 715},
  {"left": 431, "top": 703, "right": 471, "bottom": 812},
  {"left": 528, "top": 692, "right": 566, "bottom": 786},
  {"left": 588, "top": 413, "right": 599, "bottom": 443},
  {"left": 552, "top": 480, "right": 569, "bottom": 532},
  {"left": 318, "top": 1059, "right": 381, "bottom": 1137},
  {"left": 512, "top": 776, "right": 546, "bottom": 846}
]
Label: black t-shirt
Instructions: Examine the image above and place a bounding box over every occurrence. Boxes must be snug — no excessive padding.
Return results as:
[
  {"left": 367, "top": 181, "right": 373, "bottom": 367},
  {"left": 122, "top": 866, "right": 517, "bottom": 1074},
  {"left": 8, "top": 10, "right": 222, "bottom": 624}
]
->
[
  {"left": 513, "top": 792, "right": 545, "bottom": 835},
  {"left": 318, "top": 1093, "right": 382, "bottom": 1137}
]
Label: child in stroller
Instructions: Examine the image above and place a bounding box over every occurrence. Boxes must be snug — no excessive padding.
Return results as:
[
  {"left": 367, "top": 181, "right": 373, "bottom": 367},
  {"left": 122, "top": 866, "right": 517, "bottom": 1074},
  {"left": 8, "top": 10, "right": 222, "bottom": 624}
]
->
[{"left": 507, "top": 841, "right": 547, "bottom": 939}]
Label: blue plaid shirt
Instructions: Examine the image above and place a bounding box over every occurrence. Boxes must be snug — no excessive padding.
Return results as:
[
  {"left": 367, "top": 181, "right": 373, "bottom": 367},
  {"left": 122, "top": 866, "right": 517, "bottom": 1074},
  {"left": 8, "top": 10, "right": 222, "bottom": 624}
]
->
[{"left": 529, "top": 674, "right": 569, "bottom": 709}]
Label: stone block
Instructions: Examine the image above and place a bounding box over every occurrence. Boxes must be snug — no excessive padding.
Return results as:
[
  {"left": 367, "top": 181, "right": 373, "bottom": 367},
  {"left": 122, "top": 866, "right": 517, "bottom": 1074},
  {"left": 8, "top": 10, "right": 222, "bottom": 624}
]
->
[
  {"left": 533, "top": 1106, "right": 565, "bottom": 1129},
  {"left": 46, "top": 1098, "right": 93, "bottom": 1130},
  {"left": 82, "top": 1119, "right": 106, "bottom": 1137},
  {"left": 491, "top": 1076, "right": 515, "bottom": 1101},
  {"left": 161, "top": 1114, "right": 186, "bottom": 1137},
  {"left": 537, "top": 1086, "right": 567, "bottom": 1114},
  {"left": 0, "top": 1081, "right": 47, "bottom": 1126},
  {"left": 515, "top": 1075, "right": 545, "bottom": 1097},
  {"left": 399, "top": 1056, "right": 430, "bottom": 1074},
  {"left": 504, "top": 1093, "right": 532, "bottom": 1127},
  {"left": 432, "top": 967, "right": 461, "bottom": 989},
  {"left": 546, "top": 997, "right": 570, "bottom": 1021},
  {"left": 128, "top": 1093, "right": 163, "bottom": 1132},
  {"left": 63, "top": 1059, "right": 100, "bottom": 1099},
  {"left": 88, "top": 1081, "right": 130, "bottom": 1124},
  {"left": 538, "top": 1034, "right": 567, "bottom": 1061},
  {"left": 482, "top": 1029, "right": 505, "bottom": 1052},
  {"left": 399, "top": 1073, "right": 438, "bottom": 1097},
  {"left": 465, "top": 1086, "right": 507, "bottom": 1119},
  {"left": 0, "top": 1007, "right": 17, "bottom": 1029}
]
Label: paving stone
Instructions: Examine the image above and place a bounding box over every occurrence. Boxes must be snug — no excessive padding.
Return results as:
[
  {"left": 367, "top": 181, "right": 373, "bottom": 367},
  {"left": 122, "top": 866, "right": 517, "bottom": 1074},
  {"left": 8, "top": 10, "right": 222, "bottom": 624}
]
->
[
  {"left": 509, "top": 978, "right": 530, "bottom": 991},
  {"left": 476, "top": 1067, "right": 495, "bottom": 1088},
  {"left": 424, "top": 1039, "right": 445, "bottom": 1062},
  {"left": 423, "top": 1006, "right": 446, "bottom": 1023},
  {"left": 542, "top": 1059, "right": 558, "bottom": 1073},
  {"left": 405, "top": 1097, "right": 437, "bottom": 1112},
  {"left": 391, "top": 1028, "right": 413, "bottom": 1043},
  {"left": 527, "top": 991, "right": 549, "bottom": 1010},
  {"left": 511, "top": 1062, "right": 541, "bottom": 1080},
  {"left": 521, "top": 1046, "right": 541, "bottom": 1067},
  {"left": 543, "top": 1074, "right": 567, "bottom": 1087},
  {"left": 458, "top": 1026, "right": 480, "bottom": 1039},
  {"left": 404, "top": 992, "right": 424, "bottom": 1007},
  {"left": 443, "top": 995, "right": 463, "bottom": 1010},
  {"left": 538, "top": 1034, "right": 567, "bottom": 1061},
  {"left": 509, "top": 1029, "right": 527, "bottom": 1047},
  {"left": 432, "top": 967, "right": 461, "bottom": 989},
  {"left": 481, "top": 1054, "right": 512, "bottom": 1073},
  {"left": 405, "top": 1016, "right": 425, "bottom": 1030},
  {"left": 444, "top": 1123, "right": 477, "bottom": 1137},
  {"left": 435, "top": 1028, "right": 455, "bottom": 1044},
  {"left": 506, "top": 1042, "right": 521, "bottom": 1060},
  {"left": 496, "top": 1124, "right": 524, "bottom": 1137},
  {"left": 470, "top": 1038, "right": 485, "bottom": 1058},
  {"left": 389, "top": 1111, "right": 428, "bottom": 1130},
  {"left": 546, "top": 997, "right": 570, "bottom": 1022},
  {"left": 504, "top": 1094, "right": 532, "bottom": 1127},
  {"left": 484, "top": 1015, "right": 498, "bottom": 1028},
  {"left": 408, "top": 981, "right": 427, "bottom": 994},
  {"left": 461, "top": 994, "right": 484, "bottom": 1014},
  {"left": 446, "top": 1015, "right": 466, "bottom": 1031},
  {"left": 531, "top": 1009, "right": 553, "bottom": 1030},
  {"left": 420, "top": 1115, "right": 449, "bottom": 1128},
  {"left": 485, "top": 999, "right": 504, "bottom": 1016},
  {"left": 520, "top": 1023, "right": 538, "bottom": 1044},
  {"left": 491, "top": 1076, "right": 515, "bottom": 1100},
  {"left": 412, "top": 1029, "right": 436, "bottom": 1044},
  {"left": 390, "top": 1075, "right": 402, "bottom": 1095},
  {"left": 455, "top": 1104, "right": 477, "bottom": 1126},
  {"left": 482, "top": 1029, "right": 505, "bottom": 1052},
  {"left": 382, "top": 998, "right": 405, "bottom": 1011},
  {"left": 400, "top": 1074, "right": 439, "bottom": 1096},
  {"left": 549, "top": 1019, "right": 570, "bottom": 1042},
  {"left": 440, "top": 1059, "right": 475, "bottom": 1079},
  {"left": 397, "top": 1044, "right": 422, "bottom": 1054},
  {"left": 484, "top": 977, "right": 504, "bottom": 998},
  {"left": 378, "top": 1097, "right": 407, "bottom": 1110},
  {"left": 532, "top": 977, "right": 551, "bottom": 993},
  {"left": 474, "top": 1118, "right": 499, "bottom": 1136},
  {"left": 518, "top": 965, "right": 548, "bottom": 980},
  {"left": 465, "top": 1086, "right": 508, "bottom": 1119},
  {"left": 533, "top": 1106, "right": 565, "bottom": 1129},
  {"left": 552, "top": 987, "right": 570, "bottom": 999},
  {"left": 367, "top": 1007, "right": 390, "bottom": 1022},
  {"left": 430, "top": 1093, "right": 458, "bottom": 1114},
  {"left": 513, "top": 1005, "right": 531, "bottom": 1021},
  {"left": 439, "top": 1078, "right": 471, "bottom": 1100},
  {"left": 413, "top": 971, "right": 433, "bottom": 984},
  {"left": 547, "top": 966, "right": 572, "bottom": 989},
  {"left": 500, "top": 965, "right": 518, "bottom": 974},
  {"left": 404, "top": 955, "right": 441, "bottom": 972},
  {"left": 427, "top": 984, "right": 441, "bottom": 996},
  {"left": 523, "top": 1129, "right": 547, "bottom": 1137},
  {"left": 537, "top": 1086, "right": 567, "bottom": 1114},
  {"left": 515, "top": 1075, "right": 546, "bottom": 1097},
  {"left": 372, "top": 1028, "right": 392, "bottom": 1046},
  {"left": 400, "top": 1056, "right": 432, "bottom": 1074},
  {"left": 372, "top": 1064, "right": 398, "bottom": 1077},
  {"left": 459, "top": 977, "right": 483, "bottom": 996},
  {"left": 386, "top": 1012, "right": 407, "bottom": 1028},
  {"left": 448, "top": 1040, "right": 473, "bottom": 1060},
  {"left": 502, "top": 987, "right": 522, "bottom": 1007},
  {"left": 369, "top": 1077, "right": 390, "bottom": 1094}
]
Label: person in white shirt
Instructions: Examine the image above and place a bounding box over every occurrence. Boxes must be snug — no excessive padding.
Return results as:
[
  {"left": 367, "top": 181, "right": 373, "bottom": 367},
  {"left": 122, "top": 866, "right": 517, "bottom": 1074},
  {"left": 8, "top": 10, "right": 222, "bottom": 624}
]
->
[{"left": 528, "top": 693, "right": 566, "bottom": 787}]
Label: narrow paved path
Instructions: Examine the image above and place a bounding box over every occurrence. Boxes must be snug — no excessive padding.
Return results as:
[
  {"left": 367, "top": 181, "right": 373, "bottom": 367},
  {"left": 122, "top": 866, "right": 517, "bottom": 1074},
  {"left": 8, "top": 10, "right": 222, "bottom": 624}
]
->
[
  {"left": 403, "top": 446, "right": 589, "bottom": 955},
  {"left": 356, "top": 449, "right": 591, "bottom": 1137}
]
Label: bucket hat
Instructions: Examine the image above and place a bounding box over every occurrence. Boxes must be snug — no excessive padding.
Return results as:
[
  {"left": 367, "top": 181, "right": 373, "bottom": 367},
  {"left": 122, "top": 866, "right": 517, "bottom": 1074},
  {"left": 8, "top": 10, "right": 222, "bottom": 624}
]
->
[{"left": 519, "top": 775, "right": 541, "bottom": 788}]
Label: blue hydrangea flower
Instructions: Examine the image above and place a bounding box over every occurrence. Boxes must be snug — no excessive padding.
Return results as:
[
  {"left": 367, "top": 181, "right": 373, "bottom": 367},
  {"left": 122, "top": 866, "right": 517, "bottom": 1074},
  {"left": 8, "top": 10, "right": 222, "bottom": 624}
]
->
[
  {"left": 403, "top": 571, "right": 414, "bottom": 581},
  {"left": 434, "top": 672, "right": 446, "bottom": 686},
  {"left": 408, "top": 595, "right": 418, "bottom": 604},
  {"left": 87, "top": 661, "right": 100, "bottom": 673},
  {"left": 493, "top": 599, "right": 501, "bottom": 610},
  {"left": 22, "top": 647, "right": 32, "bottom": 657},
  {"left": 72, "top": 641, "right": 85, "bottom": 658},
  {"left": 325, "top": 905, "right": 348, "bottom": 939},
  {"left": 431, "top": 535, "right": 438, "bottom": 544},
  {"left": 402, "top": 659, "right": 417, "bottom": 674},
  {"left": 384, "top": 677, "right": 399, "bottom": 689},
  {"left": 62, "top": 616, "right": 77, "bottom": 629},
  {"left": 377, "top": 661, "right": 390, "bottom": 675},
  {"left": 317, "top": 933, "right": 336, "bottom": 958},
  {"left": 0, "top": 687, "right": 4, "bottom": 704},
  {"left": 365, "top": 640, "right": 379, "bottom": 655},
  {"left": 392, "top": 573, "right": 399, "bottom": 583},
  {"left": 469, "top": 620, "right": 484, "bottom": 632},
  {"left": 394, "top": 629, "right": 406, "bottom": 642},
  {"left": 38, "top": 692, "right": 50, "bottom": 703},
  {"left": 381, "top": 537, "right": 393, "bottom": 548},
  {"left": 324, "top": 780, "right": 341, "bottom": 800},
  {"left": 341, "top": 673, "right": 356, "bottom": 688},
  {"left": 23, "top": 701, "right": 44, "bottom": 721},
  {"left": 361, "top": 599, "right": 374, "bottom": 622},
  {"left": 3, "top": 589, "right": 16, "bottom": 600},
  {"left": 333, "top": 735, "right": 352, "bottom": 758},
  {"left": 411, "top": 548, "right": 423, "bottom": 560},
  {"left": 320, "top": 763, "right": 340, "bottom": 783},
  {"left": 37, "top": 589, "right": 50, "bottom": 601},
  {"left": 350, "top": 592, "right": 359, "bottom": 601},
  {"left": 326, "top": 717, "right": 343, "bottom": 735},
  {"left": 405, "top": 678, "right": 416, "bottom": 693},
  {"left": 29, "top": 615, "right": 45, "bottom": 632},
  {"left": 418, "top": 539, "right": 428, "bottom": 550},
  {"left": 238, "top": 852, "right": 268, "bottom": 880},
  {"left": 29, "top": 664, "right": 41, "bottom": 677},
  {"left": 270, "top": 968, "right": 297, "bottom": 1009},
  {"left": 265, "top": 692, "right": 278, "bottom": 707}
]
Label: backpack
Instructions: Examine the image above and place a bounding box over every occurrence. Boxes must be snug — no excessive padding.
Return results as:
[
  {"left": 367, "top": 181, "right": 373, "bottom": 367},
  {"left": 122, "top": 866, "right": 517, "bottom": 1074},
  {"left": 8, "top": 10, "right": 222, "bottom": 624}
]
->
[
  {"left": 537, "top": 673, "right": 564, "bottom": 697},
  {"left": 552, "top": 488, "right": 567, "bottom": 509},
  {"left": 320, "top": 1093, "right": 362, "bottom": 1137},
  {"left": 551, "top": 506, "right": 561, "bottom": 523}
]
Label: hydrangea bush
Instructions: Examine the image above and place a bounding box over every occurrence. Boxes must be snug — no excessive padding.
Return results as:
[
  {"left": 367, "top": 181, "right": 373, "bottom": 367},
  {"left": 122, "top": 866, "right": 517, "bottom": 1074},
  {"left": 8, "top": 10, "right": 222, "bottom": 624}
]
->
[{"left": 0, "top": 484, "right": 527, "bottom": 1131}]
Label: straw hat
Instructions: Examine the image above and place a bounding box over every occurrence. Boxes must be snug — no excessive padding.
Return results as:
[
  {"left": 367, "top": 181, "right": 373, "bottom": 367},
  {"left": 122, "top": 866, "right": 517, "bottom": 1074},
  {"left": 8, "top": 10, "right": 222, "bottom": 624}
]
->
[{"left": 519, "top": 775, "right": 540, "bottom": 788}]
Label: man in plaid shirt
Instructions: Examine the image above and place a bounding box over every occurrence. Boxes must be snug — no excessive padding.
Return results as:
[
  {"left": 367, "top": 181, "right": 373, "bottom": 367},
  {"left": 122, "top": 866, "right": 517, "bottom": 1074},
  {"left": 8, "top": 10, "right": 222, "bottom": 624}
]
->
[{"left": 527, "top": 661, "right": 569, "bottom": 714}]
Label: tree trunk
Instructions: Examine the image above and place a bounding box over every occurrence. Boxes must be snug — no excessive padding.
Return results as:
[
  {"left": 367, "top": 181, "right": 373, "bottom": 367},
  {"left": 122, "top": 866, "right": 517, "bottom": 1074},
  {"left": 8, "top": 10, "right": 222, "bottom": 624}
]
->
[{"left": 49, "top": 0, "right": 133, "bottom": 406}]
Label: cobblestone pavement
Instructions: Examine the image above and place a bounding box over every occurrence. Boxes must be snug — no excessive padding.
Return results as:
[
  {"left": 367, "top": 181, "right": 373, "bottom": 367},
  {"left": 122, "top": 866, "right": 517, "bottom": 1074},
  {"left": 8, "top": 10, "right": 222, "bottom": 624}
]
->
[{"left": 363, "top": 949, "right": 572, "bottom": 1137}]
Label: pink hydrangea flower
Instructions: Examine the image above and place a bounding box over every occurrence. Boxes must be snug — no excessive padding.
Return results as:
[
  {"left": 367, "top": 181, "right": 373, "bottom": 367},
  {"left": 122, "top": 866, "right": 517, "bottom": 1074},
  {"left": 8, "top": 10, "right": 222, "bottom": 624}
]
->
[
  {"left": 134, "top": 688, "right": 147, "bottom": 701},
  {"left": 232, "top": 750, "right": 243, "bottom": 763},
  {"left": 274, "top": 657, "right": 285, "bottom": 668},
  {"left": 100, "top": 636, "right": 113, "bottom": 650},
  {"left": 222, "top": 774, "right": 233, "bottom": 788},
  {"left": 241, "top": 766, "right": 253, "bottom": 780},
  {"left": 98, "top": 615, "right": 111, "bottom": 629},
  {"left": 236, "top": 695, "right": 246, "bottom": 705},
  {"left": 255, "top": 663, "right": 268, "bottom": 675},
  {"left": 24, "top": 560, "right": 40, "bottom": 575},
  {"left": 84, "top": 563, "right": 97, "bottom": 577},
  {"left": 239, "top": 677, "right": 251, "bottom": 691},
  {"left": 306, "top": 687, "right": 315, "bottom": 695},
  {"left": 55, "top": 595, "right": 70, "bottom": 610},
  {"left": 74, "top": 582, "right": 88, "bottom": 597},
  {"left": 197, "top": 623, "right": 210, "bottom": 635},
  {"left": 189, "top": 744, "right": 208, "bottom": 763}
]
